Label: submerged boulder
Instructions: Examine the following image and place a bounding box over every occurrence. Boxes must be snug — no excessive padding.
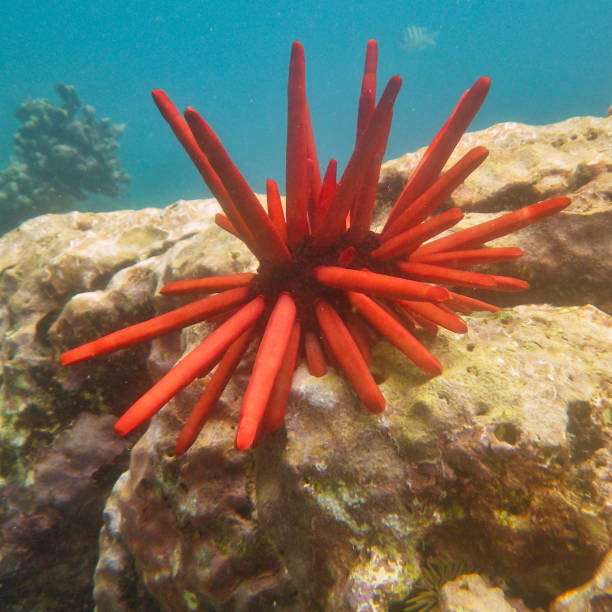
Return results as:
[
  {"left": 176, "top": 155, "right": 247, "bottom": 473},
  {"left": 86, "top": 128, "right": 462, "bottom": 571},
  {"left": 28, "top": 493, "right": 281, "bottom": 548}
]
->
[
  {"left": 0, "top": 112, "right": 610, "bottom": 610},
  {"left": 378, "top": 114, "right": 612, "bottom": 313},
  {"left": 95, "top": 302, "right": 612, "bottom": 611}
]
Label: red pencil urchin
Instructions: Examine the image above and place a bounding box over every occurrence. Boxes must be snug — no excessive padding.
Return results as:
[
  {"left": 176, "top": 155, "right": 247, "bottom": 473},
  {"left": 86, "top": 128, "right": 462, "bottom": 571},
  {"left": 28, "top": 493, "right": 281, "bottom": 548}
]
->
[{"left": 61, "top": 40, "right": 570, "bottom": 454}]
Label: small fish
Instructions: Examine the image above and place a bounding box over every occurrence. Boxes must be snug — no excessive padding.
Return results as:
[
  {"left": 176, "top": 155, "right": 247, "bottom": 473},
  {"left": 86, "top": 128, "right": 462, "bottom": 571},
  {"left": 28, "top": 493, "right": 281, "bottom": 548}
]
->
[{"left": 400, "top": 25, "right": 438, "bottom": 52}]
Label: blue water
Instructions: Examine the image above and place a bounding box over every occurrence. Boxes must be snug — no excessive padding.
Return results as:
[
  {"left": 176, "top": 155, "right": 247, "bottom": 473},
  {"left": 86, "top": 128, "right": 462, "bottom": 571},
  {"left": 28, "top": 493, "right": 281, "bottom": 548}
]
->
[{"left": 1, "top": 0, "right": 610, "bottom": 214}]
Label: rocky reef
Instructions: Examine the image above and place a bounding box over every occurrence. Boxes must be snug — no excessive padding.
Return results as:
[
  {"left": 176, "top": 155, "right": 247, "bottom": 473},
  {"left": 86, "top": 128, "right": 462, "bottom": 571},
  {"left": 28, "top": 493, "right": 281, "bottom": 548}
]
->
[
  {"left": 0, "top": 112, "right": 610, "bottom": 611},
  {"left": 0, "top": 84, "right": 129, "bottom": 236}
]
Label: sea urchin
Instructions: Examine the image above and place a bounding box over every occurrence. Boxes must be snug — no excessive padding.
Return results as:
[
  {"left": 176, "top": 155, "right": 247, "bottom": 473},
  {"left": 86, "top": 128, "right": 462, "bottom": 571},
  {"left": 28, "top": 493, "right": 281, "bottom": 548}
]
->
[{"left": 61, "top": 40, "right": 570, "bottom": 454}]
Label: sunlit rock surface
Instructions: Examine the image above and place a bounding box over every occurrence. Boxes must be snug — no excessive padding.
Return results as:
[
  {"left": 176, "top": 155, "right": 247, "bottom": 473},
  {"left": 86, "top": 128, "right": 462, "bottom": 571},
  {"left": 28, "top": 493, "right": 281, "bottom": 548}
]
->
[
  {"left": 379, "top": 115, "right": 612, "bottom": 214},
  {"left": 0, "top": 113, "right": 610, "bottom": 610},
  {"left": 379, "top": 114, "right": 612, "bottom": 312},
  {"left": 439, "top": 574, "right": 519, "bottom": 611}
]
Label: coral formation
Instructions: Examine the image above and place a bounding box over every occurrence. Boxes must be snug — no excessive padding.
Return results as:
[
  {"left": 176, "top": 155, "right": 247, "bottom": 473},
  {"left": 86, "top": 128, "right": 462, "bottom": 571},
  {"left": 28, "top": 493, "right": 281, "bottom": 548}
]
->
[
  {"left": 0, "top": 83, "right": 129, "bottom": 235},
  {"left": 61, "top": 40, "right": 569, "bottom": 454},
  {"left": 1, "top": 105, "right": 608, "bottom": 608}
]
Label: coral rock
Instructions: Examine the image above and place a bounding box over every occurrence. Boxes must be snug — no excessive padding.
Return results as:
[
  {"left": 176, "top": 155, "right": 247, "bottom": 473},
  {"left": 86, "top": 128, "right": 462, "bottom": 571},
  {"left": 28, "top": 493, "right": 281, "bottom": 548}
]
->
[
  {"left": 379, "top": 114, "right": 612, "bottom": 312},
  {"left": 439, "top": 574, "right": 517, "bottom": 611},
  {"left": 0, "top": 110, "right": 610, "bottom": 608},
  {"left": 96, "top": 303, "right": 612, "bottom": 610},
  {"left": 550, "top": 548, "right": 612, "bottom": 612},
  {"left": 0, "top": 83, "right": 129, "bottom": 235}
]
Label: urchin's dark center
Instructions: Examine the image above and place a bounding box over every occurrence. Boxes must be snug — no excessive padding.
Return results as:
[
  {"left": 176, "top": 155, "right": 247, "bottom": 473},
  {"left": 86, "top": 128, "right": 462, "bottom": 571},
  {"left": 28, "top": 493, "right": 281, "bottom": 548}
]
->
[{"left": 251, "top": 231, "right": 385, "bottom": 327}]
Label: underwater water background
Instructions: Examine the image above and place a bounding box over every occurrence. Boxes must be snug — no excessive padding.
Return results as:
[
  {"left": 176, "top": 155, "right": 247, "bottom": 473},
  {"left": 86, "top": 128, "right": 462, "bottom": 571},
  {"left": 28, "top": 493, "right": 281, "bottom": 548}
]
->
[{"left": 0, "top": 0, "right": 610, "bottom": 215}]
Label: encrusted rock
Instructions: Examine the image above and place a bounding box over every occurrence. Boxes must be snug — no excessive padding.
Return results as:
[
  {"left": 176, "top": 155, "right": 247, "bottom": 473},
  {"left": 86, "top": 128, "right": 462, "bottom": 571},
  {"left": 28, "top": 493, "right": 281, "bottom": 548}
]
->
[
  {"left": 0, "top": 412, "right": 126, "bottom": 609},
  {"left": 550, "top": 548, "right": 612, "bottom": 612},
  {"left": 378, "top": 115, "right": 612, "bottom": 313},
  {"left": 95, "top": 303, "right": 612, "bottom": 611},
  {"left": 0, "top": 199, "right": 246, "bottom": 609},
  {"left": 0, "top": 112, "right": 610, "bottom": 609},
  {"left": 439, "top": 574, "right": 518, "bottom": 611}
]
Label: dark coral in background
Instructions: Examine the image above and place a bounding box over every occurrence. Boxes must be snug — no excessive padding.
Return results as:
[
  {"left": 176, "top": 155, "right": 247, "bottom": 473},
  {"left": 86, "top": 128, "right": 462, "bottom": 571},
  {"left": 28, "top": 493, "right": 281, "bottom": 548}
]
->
[
  {"left": 61, "top": 41, "right": 569, "bottom": 453},
  {"left": 0, "top": 83, "right": 129, "bottom": 235}
]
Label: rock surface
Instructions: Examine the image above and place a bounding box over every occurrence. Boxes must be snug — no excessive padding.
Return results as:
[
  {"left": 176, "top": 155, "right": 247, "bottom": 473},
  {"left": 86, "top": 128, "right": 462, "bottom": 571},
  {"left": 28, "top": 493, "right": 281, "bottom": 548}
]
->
[
  {"left": 0, "top": 200, "right": 240, "bottom": 609},
  {"left": 549, "top": 548, "right": 612, "bottom": 612},
  {"left": 378, "top": 115, "right": 612, "bottom": 313},
  {"left": 439, "top": 574, "right": 518, "bottom": 611},
  {"left": 0, "top": 113, "right": 610, "bottom": 610},
  {"left": 96, "top": 303, "right": 612, "bottom": 611}
]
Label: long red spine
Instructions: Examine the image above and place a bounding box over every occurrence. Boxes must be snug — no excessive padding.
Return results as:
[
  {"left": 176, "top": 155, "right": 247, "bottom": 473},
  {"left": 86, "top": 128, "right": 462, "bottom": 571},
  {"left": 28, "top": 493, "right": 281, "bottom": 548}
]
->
[
  {"left": 313, "top": 76, "right": 402, "bottom": 247},
  {"left": 61, "top": 287, "right": 250, "bottom": 366},
  {"left": 151, "top": 90, "right": 256, "bottom": 250},
  {"left": 160, "top": 273, "right": 254, "bottom": 296},
  {"left": 409, "top": 247, "right": 522, "bottom": 267},
  {"left": 384, "top": 77, "right": 491, "bottom": 230},
  {"left": 412, "top": 197, "right": 571, "bottom": 256},
  {"left": 263, "top": 321, "right": 302, "bottom": 433},
  {"left": 397, "top": 261, "right": 500, "bottom": 289},
  {"left": 235, "top": 293, "right": 297, "bottom": 450},
  {"left": 114, "top": 296, "right": 265, "bottom": 436},
  {"left": 356, "top": 40, "right": 378, "bottom": 143},
  {"left": 266, "top": 179, "right": 287, "bottom": 242},
  {"left": 348, "top": 292, "right": 443, "bottom": 375},
  {"left": 372, "top": 208, "right": 464, "bottom": 261},
  {"left": 395, "top": 300, "right": 467, "bottom": 334},
  {"left": 174, "top": 325, "right": 256, "bottom": 456},
  {"left": 184, "top": 107, "right": 291, "bottom": 264},
  {"left": 315, "top": 298, "right": 385, "bottom": 414},
  {"left": 349, "top": 106, "right": 393, "bottom": 240},
  {"left": 304, "top": 329, "right": 327, "bottom": 376},
  {"left": 382, "top": 146, "right": 489, "bottom": 240},
  {"left": 314, "top": 266, "right": 449, "bottom": 302},
  {"left": 312, "top": 159, "right": 337, "bottom": 232},
  {"left": 286, "top": 42, "right": 311, "bottom": 246}
]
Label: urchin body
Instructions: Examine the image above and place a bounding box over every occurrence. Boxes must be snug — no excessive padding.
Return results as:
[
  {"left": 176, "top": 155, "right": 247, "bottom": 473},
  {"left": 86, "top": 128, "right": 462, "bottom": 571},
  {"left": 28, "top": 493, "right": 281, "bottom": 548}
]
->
[{"left": 61, "top": 41, "right": 569, "bottom": 453}]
